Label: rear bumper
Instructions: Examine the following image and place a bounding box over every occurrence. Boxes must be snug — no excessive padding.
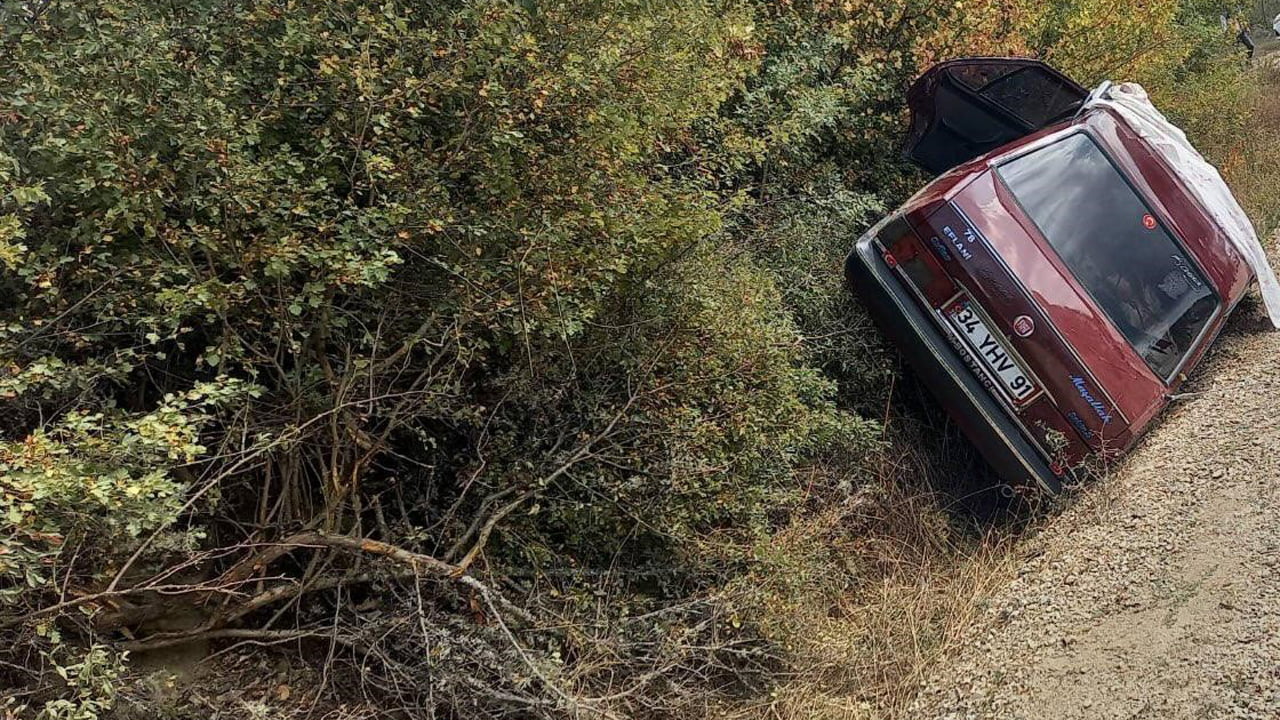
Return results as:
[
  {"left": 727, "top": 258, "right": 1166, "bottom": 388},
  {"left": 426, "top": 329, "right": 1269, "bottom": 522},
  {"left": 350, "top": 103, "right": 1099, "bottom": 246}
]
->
[{"left": 845, "top": 233, "right": 1063, "bottom": 494}]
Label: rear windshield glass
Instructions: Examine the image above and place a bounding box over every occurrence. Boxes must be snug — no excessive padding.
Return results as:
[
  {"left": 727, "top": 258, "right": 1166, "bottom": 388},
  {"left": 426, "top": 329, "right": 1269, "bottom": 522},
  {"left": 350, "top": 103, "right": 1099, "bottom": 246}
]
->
[{"left": 998, "top": 133, "right": 1218, "bottom": 381}]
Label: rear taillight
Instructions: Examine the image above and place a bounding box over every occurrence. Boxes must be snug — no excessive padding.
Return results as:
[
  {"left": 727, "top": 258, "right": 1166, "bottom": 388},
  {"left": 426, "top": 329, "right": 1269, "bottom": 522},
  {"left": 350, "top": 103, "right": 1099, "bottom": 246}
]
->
[{"left": 877, "top": 219, "right": 955, "bottom": 307}]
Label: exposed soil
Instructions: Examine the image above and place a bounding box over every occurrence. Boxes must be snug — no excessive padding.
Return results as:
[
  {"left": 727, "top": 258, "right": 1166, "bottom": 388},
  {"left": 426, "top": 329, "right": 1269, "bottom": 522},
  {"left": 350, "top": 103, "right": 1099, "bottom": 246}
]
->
[{"left": 907, "top": 294, "right": 1280, "bottom": 719}]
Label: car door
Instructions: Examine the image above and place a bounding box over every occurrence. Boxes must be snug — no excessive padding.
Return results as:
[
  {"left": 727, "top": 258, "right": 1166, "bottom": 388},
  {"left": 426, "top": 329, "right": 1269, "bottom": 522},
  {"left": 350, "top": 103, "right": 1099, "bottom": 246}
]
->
[{"left": 904, "top": 57, "right": 1088, "bottom": 175}]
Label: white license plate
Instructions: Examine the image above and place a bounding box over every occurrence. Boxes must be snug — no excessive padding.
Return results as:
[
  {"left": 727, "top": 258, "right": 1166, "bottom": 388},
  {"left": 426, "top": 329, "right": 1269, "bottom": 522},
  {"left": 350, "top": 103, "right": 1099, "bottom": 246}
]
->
[{"left": 945, "top": 300, "right": 1037, "bottom": 405}]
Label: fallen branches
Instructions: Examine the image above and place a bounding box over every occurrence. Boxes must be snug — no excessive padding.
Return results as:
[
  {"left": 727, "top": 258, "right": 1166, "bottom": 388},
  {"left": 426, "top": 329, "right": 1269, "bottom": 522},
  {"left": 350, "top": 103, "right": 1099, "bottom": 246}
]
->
[
  {"left": 118, "top": 627, "right": 360, "bottom": 654},
  {"left": 267, "top": 531, "right": 537, "bottom": 625},
  {"left": 85, "top": 530, "right": 533, "bottom": 653},
  {"left": 279, "top": 531, "right": 460, "bottom": 577}
]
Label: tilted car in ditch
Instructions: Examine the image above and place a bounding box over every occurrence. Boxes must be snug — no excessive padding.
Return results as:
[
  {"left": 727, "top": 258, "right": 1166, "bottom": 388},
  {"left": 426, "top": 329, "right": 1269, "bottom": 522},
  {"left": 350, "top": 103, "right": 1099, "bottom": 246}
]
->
[{"left": 846, "top": 57, "right": 1272, "bottom": 493}]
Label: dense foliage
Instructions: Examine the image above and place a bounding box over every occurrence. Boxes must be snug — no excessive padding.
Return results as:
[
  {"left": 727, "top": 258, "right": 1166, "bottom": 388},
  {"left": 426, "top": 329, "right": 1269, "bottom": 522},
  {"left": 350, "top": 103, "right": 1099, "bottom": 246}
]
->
[{"left": 0, "top": 0, "right": 1251, "bottom": 717}]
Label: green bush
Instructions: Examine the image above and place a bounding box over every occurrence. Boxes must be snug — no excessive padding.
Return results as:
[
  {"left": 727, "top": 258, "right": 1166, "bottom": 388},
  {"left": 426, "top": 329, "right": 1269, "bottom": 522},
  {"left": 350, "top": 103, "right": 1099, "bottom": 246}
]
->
[{"left": 0, "top": 0, "right": 894, "bottom": 712}]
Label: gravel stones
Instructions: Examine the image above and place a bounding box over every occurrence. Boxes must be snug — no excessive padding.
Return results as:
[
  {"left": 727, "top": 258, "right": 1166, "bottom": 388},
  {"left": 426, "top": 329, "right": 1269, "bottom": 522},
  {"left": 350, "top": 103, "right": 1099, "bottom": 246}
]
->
[{"left": 908, "top": 312, "right": 1280, "bottom": 720}]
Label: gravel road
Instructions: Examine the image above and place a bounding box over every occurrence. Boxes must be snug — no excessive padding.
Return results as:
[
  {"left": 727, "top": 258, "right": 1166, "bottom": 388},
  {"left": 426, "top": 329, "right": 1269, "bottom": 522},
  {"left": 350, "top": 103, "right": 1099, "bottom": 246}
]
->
[{"left": 907, "top": 298, "right": 1280, "bottom": 719}]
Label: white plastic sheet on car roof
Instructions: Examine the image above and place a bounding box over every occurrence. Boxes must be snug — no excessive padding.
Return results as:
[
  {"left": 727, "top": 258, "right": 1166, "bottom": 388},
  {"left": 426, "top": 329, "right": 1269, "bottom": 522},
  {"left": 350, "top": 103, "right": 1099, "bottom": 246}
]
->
[{"left": 1083, "top": 81, "right": 1280, "bottom": 330}]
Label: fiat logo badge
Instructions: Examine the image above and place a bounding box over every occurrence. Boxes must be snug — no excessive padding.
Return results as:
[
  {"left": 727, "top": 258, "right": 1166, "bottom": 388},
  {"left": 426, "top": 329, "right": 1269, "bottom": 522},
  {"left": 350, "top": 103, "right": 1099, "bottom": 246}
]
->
[{"left": 1013, "top": 315, "right": 1035, "bottom": 337}]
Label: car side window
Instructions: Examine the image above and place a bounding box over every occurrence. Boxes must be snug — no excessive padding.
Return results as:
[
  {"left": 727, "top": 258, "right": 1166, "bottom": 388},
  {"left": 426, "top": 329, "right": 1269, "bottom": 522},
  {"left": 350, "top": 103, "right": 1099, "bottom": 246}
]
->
[
  {"left": 950, "top": 63, "right": 1021, "bottom": 92},
  {"left": 977, "top": 68, "right": 1088, "bottom": 128}
]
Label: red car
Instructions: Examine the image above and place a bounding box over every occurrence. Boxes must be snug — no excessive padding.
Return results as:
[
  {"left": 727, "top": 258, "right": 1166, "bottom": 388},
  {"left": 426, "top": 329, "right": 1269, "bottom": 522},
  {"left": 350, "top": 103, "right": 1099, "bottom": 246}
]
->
[{"left": 846, "top": 58, "right": 1253, "bottom": 493}]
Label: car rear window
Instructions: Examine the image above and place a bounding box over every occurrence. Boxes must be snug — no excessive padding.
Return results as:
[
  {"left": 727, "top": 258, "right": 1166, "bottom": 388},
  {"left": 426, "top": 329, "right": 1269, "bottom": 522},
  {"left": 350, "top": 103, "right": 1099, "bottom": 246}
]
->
[{"left": 998, "top": 132, "right": 1218, "bottom": 381}]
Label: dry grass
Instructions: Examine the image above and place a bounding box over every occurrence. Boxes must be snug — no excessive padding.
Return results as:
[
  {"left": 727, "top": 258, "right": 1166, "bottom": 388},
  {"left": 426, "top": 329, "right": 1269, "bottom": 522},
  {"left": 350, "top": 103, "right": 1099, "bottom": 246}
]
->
[
  {"left": 1223, "top": 55, "right": 1280, "bottom": 232},
  {"left": 712, "top": 422, "right": 1035, "bottom": 720},
  {"left": 760, "top": 537, "right": 1022, "bottom": 720}
]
